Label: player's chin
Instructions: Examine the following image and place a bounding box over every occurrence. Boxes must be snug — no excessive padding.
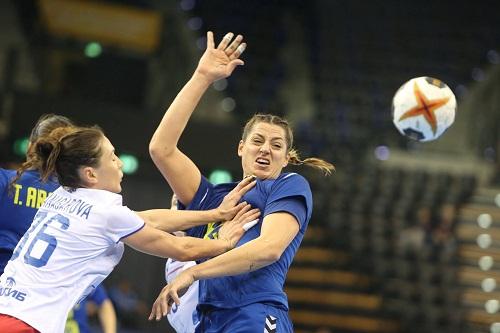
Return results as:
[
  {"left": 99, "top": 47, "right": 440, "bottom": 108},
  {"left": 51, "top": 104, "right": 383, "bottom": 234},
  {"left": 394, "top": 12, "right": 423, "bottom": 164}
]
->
[
  {"left": 114, "top": 183, "right": 123, "bottom": 193},
  {"left": 252, "top": 170, "right": 277, "bottom": 180}
]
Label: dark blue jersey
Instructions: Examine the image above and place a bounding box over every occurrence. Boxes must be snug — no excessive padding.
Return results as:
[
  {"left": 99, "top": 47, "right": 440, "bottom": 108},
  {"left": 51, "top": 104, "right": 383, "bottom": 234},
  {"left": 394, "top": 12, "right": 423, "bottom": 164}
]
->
[
  {"left": 0, "top": 168, "right": 59, "bottom": 274},
  {"left": 181, "top": 172, "right": 312, "bottom": 309}
]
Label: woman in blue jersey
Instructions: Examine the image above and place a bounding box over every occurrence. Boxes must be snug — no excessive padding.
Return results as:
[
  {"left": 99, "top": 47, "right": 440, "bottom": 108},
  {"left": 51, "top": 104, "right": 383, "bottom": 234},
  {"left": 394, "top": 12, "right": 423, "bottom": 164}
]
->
[
  {"left": 149, "top": 31, "right": 334, "bottom": 332},
  {"left": 0, "top": 114, "right": 74, "bottom": 275}
]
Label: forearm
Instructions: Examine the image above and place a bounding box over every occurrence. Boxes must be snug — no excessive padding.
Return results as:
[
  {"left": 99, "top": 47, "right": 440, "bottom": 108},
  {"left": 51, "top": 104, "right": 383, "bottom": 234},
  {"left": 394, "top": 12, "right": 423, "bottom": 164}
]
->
[
  {"left": 137, "top": 209, "right": 219, "bottom": 232},
  {"left": 190, "top": 238, "right": 279, "bottom": 281},
  {"left": 150, "top": 74, "right": 211, "bottom": 155},
  {"left": 126, "top": 226, "right": 230, "bottom": 262},
  {"left": 176, "top": 236, "right": 232, "bottom": 261}
]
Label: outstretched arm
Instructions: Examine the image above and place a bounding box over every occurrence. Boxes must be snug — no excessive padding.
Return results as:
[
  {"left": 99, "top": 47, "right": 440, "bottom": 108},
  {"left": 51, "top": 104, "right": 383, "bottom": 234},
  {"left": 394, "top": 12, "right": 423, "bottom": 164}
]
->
[
  {"left": 137, "top": 176, "right": 255, "bottom": 232},
  {"left": 149, "top": 31, "right": 246, "bottom": 206},
  {"left": 124, "top": 205, "right": 259, "bottom": 262}
]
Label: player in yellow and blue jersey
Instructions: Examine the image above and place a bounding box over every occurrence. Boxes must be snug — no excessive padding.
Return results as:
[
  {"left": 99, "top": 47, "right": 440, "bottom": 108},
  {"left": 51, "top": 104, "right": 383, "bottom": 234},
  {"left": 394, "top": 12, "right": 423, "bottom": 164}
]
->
[{"left": 0, "top": 114, "right": 74, "bottom": 275}]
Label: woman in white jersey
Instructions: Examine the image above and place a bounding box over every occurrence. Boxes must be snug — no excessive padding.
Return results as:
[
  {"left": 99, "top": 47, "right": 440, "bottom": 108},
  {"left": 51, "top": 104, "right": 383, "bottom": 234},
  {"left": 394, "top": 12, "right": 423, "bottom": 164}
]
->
[{"left": 0, "top": 125, "right": 259, "bottom": 333}]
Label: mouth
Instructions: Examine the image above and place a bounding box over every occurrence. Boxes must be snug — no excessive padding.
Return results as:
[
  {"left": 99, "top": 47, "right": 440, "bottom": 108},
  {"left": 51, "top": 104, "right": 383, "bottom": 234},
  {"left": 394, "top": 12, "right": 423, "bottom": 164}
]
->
[{"left": 255, "top": 157, "right": 270, "bottom": 166}]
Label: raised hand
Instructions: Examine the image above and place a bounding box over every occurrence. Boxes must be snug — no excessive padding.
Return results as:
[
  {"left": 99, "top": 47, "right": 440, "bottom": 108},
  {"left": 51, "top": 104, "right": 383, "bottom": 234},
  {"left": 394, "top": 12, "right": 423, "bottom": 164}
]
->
[{"left": 195, "top": 31, "right": 247, "bottom": 83}]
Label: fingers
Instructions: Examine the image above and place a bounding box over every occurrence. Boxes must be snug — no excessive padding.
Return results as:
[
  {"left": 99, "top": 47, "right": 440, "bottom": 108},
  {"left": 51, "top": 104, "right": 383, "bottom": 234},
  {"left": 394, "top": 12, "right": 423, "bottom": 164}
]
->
[
  {"left": 148, "top": 287, "right": 182, "bottom": 321},
  {"left": 229, "top": 43, "right": 247, "bottom": 60},
  {"left": 206, "top": 31, "right": 215, "bottom": 49},
  {"left": 217, "top": 32, "right": 234, "bottom": 50},
  {"left": 233, "top": 175, "right": 256, "bottom": 194},
  {"left": 216, "top": 32, "right": 245, "bottom": 59},
  {"left": 149, "top": 296, "right": 163, "bottom": 321},
  {"left": 238, "top": 208, "right": 261, "bottom": 224},
  {"left": 232, "top": 203, "right": 252, "bottom": 220},
  {"left": 171, "top": 292, "right": 181, "bottom": 311},
  {"left": 225, "top": 34, "right": 243, "bottom": 55},
  {"left": 243, "top": 218, "right": 259, "bottom": 231}
]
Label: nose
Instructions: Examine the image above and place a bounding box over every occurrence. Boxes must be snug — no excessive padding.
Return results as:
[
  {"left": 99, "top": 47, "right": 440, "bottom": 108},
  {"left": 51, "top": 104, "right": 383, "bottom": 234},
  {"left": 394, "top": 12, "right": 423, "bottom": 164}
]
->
[
  {"left": 259, "top": 142, "right": 270, "bottom": 154},
  {"left": 118, "top": 158, "right": 124, "bottom": 169}
]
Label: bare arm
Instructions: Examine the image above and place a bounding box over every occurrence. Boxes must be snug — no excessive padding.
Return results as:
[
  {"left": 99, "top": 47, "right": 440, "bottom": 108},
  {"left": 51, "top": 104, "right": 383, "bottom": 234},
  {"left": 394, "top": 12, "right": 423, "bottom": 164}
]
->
[
  {"left": 137, "top": 208, "right": 220, "bottom": 233},
  {"left": 149, "top": 31, "right": 246, "bottom": 205},
  {"left": 97, "top": 299, "right": 117, "bottom": 333},
  {"left": 149, "top": 212, "right": 299, "bottom": 320},
  {"left": 137, "top": 176, "right": 256, "bottom": 232},
  {"left": 124, "top": 205, "right": 260, "bottom": 262},
  {"left": 123, "top": 224, "right": 231, "bottom": 262}
]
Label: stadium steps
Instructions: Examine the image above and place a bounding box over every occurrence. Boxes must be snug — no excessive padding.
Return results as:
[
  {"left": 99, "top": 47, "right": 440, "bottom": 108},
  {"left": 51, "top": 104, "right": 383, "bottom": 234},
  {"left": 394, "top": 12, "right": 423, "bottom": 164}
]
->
[
  {"left": 290, "top": 309, "right": 399, "bottom": 333},
  {"left": 287, "top": 267, "right": 372, "bottom": 291},
  {"left": 286, "top": 287, "right": 381, "bottom": 310},
  {"left": 287, "top": 231, "right": 400, "bottom": 332},
  {"left": 455, "top": 186, "right": 500, "bottom": 332}
]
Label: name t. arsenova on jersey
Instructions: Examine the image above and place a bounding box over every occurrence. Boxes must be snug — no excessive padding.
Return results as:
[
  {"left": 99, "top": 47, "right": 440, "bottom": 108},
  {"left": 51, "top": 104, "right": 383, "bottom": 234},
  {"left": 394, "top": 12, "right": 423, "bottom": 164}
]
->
[{"left": 42, "top": 192, "right": 93, "bottom": 219}]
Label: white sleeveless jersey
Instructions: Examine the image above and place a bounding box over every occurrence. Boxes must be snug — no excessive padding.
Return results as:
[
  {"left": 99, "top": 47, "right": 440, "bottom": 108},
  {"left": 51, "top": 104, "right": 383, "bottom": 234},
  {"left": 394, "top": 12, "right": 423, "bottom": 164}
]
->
[
  {"left": 165, "top": 258, "right": 200, "bottom": 333},
  {"left": 0, "top": 187, "right": 144, "bottom": 333}
]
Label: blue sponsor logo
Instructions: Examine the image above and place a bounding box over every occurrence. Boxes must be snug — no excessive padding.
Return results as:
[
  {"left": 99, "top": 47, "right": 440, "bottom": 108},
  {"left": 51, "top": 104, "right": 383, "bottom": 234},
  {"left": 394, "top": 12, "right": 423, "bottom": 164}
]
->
[
  {"left": 0, "top": 277, "right": 27, "bottom": 302},
  {"left": 5, "top": 277, "right": 15, "bottom": 288}
]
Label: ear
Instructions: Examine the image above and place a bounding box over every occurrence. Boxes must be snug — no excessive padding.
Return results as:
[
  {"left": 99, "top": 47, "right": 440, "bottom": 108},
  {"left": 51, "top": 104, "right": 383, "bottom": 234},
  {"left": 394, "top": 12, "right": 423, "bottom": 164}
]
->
[
  {"left": 79, "top": 166, "right": 98, "bottom": 186},
  {"left": 237, "top": 140, "right": 244, "bottom": 157},
  {"left": 283, "top": 152, "right": 290, "bottom": 168}
]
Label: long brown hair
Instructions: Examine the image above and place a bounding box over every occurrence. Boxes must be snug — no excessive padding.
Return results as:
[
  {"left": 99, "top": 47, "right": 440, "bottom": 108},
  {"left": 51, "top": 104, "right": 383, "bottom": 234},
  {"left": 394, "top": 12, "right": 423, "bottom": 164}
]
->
[
  {"left": 242, "top": 114, "right": 335, "bottom": 175},
  {"left": 13, "top": 126, "right": 105, "bottom": 189}
]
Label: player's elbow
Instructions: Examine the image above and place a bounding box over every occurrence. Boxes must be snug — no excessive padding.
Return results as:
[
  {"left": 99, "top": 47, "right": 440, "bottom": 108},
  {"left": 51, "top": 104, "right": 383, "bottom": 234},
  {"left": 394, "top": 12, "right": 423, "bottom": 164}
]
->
[
  {"left": 149, "top": 135, "right": 174, "bottom": 158},
  {"left": 149, "top": 141, "right": 164, "bottom": 160}
]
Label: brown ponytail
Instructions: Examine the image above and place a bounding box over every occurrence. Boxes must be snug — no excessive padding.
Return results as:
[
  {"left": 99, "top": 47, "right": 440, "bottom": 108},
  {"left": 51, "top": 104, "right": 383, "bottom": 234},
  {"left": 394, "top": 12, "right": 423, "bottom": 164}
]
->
[{"left": 288, "top": 148, "right": 335, "bottom": 175}]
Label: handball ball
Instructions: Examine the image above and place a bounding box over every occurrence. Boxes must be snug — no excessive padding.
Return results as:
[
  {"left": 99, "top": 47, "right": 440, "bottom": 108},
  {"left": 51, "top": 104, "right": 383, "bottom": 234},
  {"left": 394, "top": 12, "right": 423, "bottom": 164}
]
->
[{"left": 392, "top": 76, "right": 456, "bottom": 142}]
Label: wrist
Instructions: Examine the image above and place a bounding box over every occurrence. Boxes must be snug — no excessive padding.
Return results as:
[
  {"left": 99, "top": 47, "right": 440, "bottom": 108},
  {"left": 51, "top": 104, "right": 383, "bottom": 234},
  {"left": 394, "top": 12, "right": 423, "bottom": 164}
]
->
[
  {"left": 220, "top": 237, "right": 233, "bottom": 251},
  {"left": 189, "top": 266, "right": 200, "bottom": 282},
  {"left": 209, "top": 208, "right": 222, "bottom": 222},
  {"left": 191, "top": 72, "right": 214, "bottom": 88}
]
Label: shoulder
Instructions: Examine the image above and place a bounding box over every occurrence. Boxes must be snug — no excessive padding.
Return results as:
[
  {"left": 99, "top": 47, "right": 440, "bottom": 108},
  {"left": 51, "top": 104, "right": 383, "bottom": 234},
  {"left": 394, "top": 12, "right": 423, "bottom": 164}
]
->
[
  {"left": 264, "top": 172, "right": 312, "bottom": 206},
  {"left": 0, "top": 168, "right": 15, "bottom": 194},
  {"left": 183, "top": 176, "right": 236, "bottom": 210},
  {"left": 272, "top": 173, "right": 311, "bottom": 195},
  {"left": 103, "top": 205, "right": 137, "bottom": 221}
]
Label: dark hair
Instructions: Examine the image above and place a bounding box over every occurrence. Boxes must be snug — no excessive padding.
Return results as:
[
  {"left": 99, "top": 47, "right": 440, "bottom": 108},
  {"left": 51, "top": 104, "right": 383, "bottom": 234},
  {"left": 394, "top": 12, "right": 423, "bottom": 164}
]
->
[
  {"left": 9, "top": 114, "right": 74, "bottom": 190},
  {"left": 242, "top": 114, "right": 335, "bottom": 175},
  {"left": 14, "top": 126, "right": 105, "bottom": 189}
]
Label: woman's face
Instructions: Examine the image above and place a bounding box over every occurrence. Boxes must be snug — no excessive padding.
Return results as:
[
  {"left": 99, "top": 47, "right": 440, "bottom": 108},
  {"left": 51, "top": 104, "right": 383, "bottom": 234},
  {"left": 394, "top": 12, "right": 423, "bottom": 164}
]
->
[
  {"left": 92, "top": 136, "right": 124, "bottom": 193},
  {"left": 238, "top": 122, "right": 289, "bottom": 180}
]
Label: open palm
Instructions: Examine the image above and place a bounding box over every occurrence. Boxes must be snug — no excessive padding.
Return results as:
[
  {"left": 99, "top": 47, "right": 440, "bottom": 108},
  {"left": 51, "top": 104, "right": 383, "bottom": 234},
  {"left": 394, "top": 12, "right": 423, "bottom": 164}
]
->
[{"left": 195, "top": 31, "right": 246, "bottom": 83}]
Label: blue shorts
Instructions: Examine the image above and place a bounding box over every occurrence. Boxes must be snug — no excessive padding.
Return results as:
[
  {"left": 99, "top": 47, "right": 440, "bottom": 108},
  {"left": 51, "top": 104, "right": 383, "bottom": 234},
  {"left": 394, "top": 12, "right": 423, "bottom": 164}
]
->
[{"left": 195, "top": 303, "right": 293, "bottom": 333}]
